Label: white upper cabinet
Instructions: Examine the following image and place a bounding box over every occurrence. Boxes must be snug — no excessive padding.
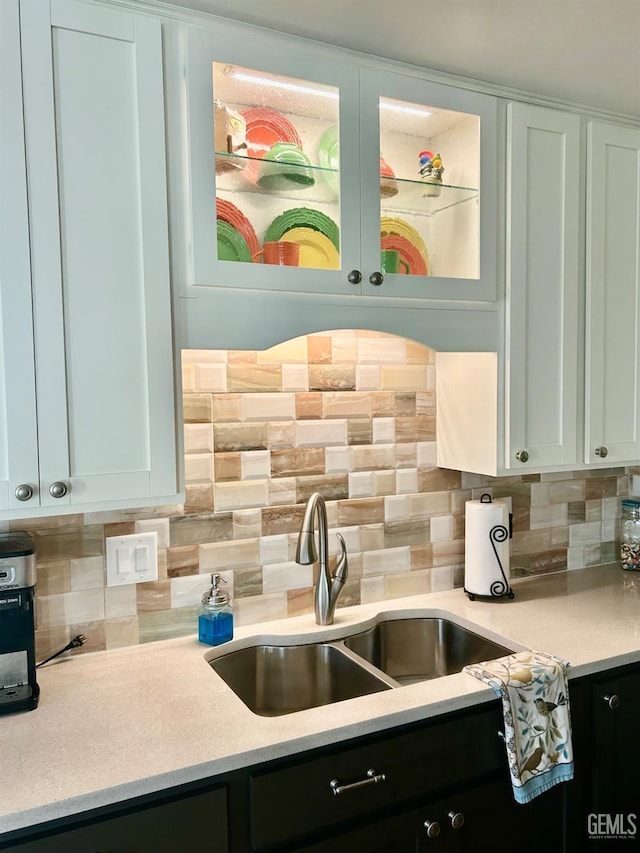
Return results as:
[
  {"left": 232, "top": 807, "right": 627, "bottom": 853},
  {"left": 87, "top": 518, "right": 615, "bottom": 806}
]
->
[
  {"left": 0, "top": 0, "right": 180, "bottom": 517},
  {"left": 506, "top": 103, "right": 581, "bottom": 470},
  {"left": 585, "top": 121, "right": 640, "bottom": 465},
  {"left": 172, "top": 21, "right": 498, "bottom": 303}
]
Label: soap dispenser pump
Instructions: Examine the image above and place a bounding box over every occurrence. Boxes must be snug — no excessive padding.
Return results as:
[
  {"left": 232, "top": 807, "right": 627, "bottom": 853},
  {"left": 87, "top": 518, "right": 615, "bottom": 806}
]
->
[{"left": 198, "top": 574, "right": 233, "bottom": 646}]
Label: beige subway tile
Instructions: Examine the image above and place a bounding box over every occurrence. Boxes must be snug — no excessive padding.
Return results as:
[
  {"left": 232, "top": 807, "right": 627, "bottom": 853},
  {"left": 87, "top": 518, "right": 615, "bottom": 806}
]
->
[
  {"left": 331, "top": 335, "right": 358, "bottom": 364},
  {"left": 35, "top": 625, "right": 70, "bottom": 662},
  {"left": 348, "top": 471, "right": 376, "bottom": 498},
  {"left": 416, "top": 389, "right": 436, "bottom": 415},
  {"left": 410, "top": 543, "right": 433, "bottom": 569},
  {"left": 383, "top": 520, "right": 429, "bottom": 548},
  {"left": 374, "top": 470, "right": 397, "bottom": 496},
  {"left": 325, "top": 447, "right": 351, "bottom": 474},
  {"left": 182, "top": 348, "right": 228, "bottom": 365},
  {"left": 138, "top": 606, "right": 199, "bottom": 644},
  {"left": 233, "top": 509, "right": 263, "bottom": 540},
  {"left": 234, "top": 566, "right": 263, "bottom": 599},
  {"left": 295, "top": 419, "right": 348, "bottom": 447},
  {"left": 530, "top": 482, "right": 551, "bottom": 506},
  {"left": 241, "top": 450, "right": 271, "bottom": 480},
  {"left": 307, "top": 335, "right": 332, "bottom": 364},
  {"left": 214, "top": 480, "right": 269, "bottom": 511},
  {"left": 359, "top": 524, "right": 385, "bottom": 552},
  {"left": 512, "top": 528, "right": 552, "bottom": 556},
  {"left": 271, "top": 448, "right": 325, "bottom": 479},
  {"left": 585, "top": 500, "right": 602, "bottom": 523},
  {"left": 282, "top": 364, "right": 309, "bottom": 392},
  {"left": 432, "top": 540, "right": 464, "bottom": 567},
  {"left": 348, "top": 419, "right": 373, "bottom": 446},
  {"left": 200, "top": 538, "right": 260, "bottom": 571},
  {"left": 384, "top": 569, "right": 431, "bottom": 599},
  {"left": 192, "top": 362, "right": 227, "bottom": 393},
  {"left": 360, "top": 576, "right": 385, "bottom": 603},
  {"left": 585, "top": 477, "right": 618, "bottom": 500},
  {"left": 396, "top": 415, "right": 435, "bottom": 443},
  {"left": 407, "top": 491, "right": 451, "bottom": 519},
  {"left": 184, "top": 423, "right": 214, "bottom": 453},
  {"left": 37, "top": 588, "right": 105, "bottom": 628},
  {"left": 350, "top": 445, "right": 395, "bottom": 472},
  {"left": 385, "top": 495, "right": 408, "bottom": 522},
  {"left": 530, "top": 504, "right": 568, "bottom": 529},
  {"left": 227, "top": 364, "right": 282, "bottom": 392},
  {"left": 185, "top": 482, "right": 214, "bottom": 512},
  {"left": 242, "top": 393, "right": 295, "bottom": 422},
  {"left": 170, "top": 513, "right": 233, "bottom": 547},
  {"left": 105, "top": 617, "right": 139, "bottom": 649},
  {"left": 33, "top": 525, "right": 103, "bottom": 562},
  {"left": 296, "top": 475, "right": 349, "bottom": 503},
  {"left": 323, "top": 392, "right": 372, "bottom": 419},
  {"left": 394, "top": 393, "right": 417, "bottom": 417},
  {"left": 431, "top": 566, "right": 455, "bottom": 592},
  {"left": 567, "top": 502, "right": 587, "bottom": 524},
  {"left": 185, "top": 453, "right": 213, "bottom": 483},
  {"left": 262, "top": 505, "right": 305, "bottom": 537},
  {"left": 549, "top": 480, "right": 586, "bottom": 503},
  {"left": 430, "top": 515, "right": 454, "bottom": 542},
  {"left": 227, "top": 349, "right": 257, "bottom": 364},
  {"left": 418, "top": 468, "right": 462, "bottom": 492},
  {"left": 373, "top": 418, "right": 394, "bottom": 443},
  {"left": 380, "top": 364, "right": 428, "bottom": 390},
  {"left": 363, "top": 546, "right": 410, "bottom": 575},
  {"left": 263, "top": 562, "right": 313, "bottom": 593},
  {"left": 395, "top": 443, "right": 417, "bottom": 468},
  {"left": 356, "top": 364, "right": 381, "bottom": 390},
  {"left": 268, "top": 477, "right": 297, "bottom": 506},
  {"left": 396, "top": 469, "right": 418, "bottom": 494},
  {"left": 70, "top": 556, "right": 104, "bottom": 591},
  {"left": 36, "top": 560, "right": 71, "bottom": 596},
  {"left": 568, "top": 521, "right": 602, "bottom": 547},
  {"left": 260, "top": 534, "right": 289, "bottom": 565},
  {"left": 268, "top": 421, "right": 296, "bottom": 448},
  {"left": 258, "top": 337, "right": 307, "bottom": 364},
  {"left": 337, "top": 498, "right": 385, "bottom": 526},
  {"left": 234, "top": 592, "right": 288, "bottom": 627},
  {"left": 212, "top": 393, "right": 242, "bottom": 423},
  {"left": 287, "top": 587, "right": 314, "bottom": 617},
  {"left": 309, "top": 365, "right": 356, "bottom": 391},
  {"left": 166, "top": 545, "right": 199, "bottom": 578},
  {"left": 214, "top": 422, "right": 268, "bottom": 452},
  {"left": 358, "top": 336, "right": 406, "bottom": 364},
  {"left": 137, "top": 581, "right": 171, "bottom": 612},
  {"left": 181, "top": 361, "right": 196, "bottom": 393},
  {"left": 183, "top": 393, "right": 213, "bottom": 423},
  {"left": 371, "top": 391, "right": 396, "bottom": 416},
  {"left": 295, "top": 392, "right": 323, "bottom": 420},
  {"left": 417, "top": 442, "right": 437, "bottom": 468},
  {"left": 550, "top": 526, "right": 570, "bottom": 547},
  {"left": 527, "top": 549, "right": 568, "bottom": 575},
  {"left": 105, "top": 584, "right": 138, "bottom": 618}
]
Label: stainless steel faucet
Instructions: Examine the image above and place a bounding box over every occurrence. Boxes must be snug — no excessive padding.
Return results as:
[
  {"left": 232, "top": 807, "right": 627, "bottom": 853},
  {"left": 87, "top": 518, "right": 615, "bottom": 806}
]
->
[{"left": 295, "top": 492, "right": 348, "bottom": 625}]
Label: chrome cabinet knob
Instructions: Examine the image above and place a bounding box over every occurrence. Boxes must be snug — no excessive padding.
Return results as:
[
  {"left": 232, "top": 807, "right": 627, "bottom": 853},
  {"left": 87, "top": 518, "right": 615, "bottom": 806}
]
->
[
  {"left": 49, "top": 481, "right": 68, "bottom": 498},
  {"left": 347, "top": 269, "right": 362, "bottom": 284},
  {"left": 369, "top": 271, "right": 384, "bottom": 286},
  {"left": 14, "top": 484, "right": 33, "bottom": 501},
  {"left": 595, "top": 446, "right": 608, "bottom": 458},
  {"left": 423, "top": 820, "right": 441, "bottom": 839},
  {"left": 448, "top": 811, "right": 465, "bottom": 830},
  {"left": 515, "top": 449, "right": 529, "bottom": 463},
  {"left": 603, "top": 694, "right": 620, "bottom": 709}
]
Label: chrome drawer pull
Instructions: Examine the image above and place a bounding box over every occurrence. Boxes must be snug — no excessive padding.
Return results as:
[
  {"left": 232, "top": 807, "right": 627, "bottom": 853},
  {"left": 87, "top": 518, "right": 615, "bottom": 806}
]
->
[{"left": 329, "top": 768, "right": 386, "bottom": 796}]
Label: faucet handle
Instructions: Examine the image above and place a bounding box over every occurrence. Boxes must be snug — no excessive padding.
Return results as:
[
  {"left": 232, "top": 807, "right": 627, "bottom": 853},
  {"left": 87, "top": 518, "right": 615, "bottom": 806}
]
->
[{"left": 333, "top": 532, "right": 348, "bottom": 583}]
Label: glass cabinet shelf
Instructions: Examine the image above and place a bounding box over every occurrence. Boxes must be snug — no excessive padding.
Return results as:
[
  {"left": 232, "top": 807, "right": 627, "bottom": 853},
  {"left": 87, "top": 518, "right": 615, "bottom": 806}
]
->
[{"left": 215, "top": 152, "right": 478, "bottom": 217}]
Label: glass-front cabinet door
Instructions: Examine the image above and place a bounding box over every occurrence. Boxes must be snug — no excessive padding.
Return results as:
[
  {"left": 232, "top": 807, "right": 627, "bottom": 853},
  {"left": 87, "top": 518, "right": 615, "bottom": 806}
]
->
[
  {"left": 360, "top": 69, "right": 497, "bottom": 300},
  {"left": 179, "top": 23, "right": 497, "bottom": 301},
  {"left": 183, "top": 25, "right": 361, "bottom": 295}
]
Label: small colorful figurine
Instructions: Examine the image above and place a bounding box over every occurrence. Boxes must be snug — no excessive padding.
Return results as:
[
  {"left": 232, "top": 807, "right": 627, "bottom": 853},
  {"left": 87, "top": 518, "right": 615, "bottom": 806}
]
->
[{"left": 418, "top": 149, "right": 445, "bottom": 197}]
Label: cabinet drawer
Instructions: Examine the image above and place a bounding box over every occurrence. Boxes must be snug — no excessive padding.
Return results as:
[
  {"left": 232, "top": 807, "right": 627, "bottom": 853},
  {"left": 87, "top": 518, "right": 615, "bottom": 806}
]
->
[
  {"left": 250, "top": 703, "right": 504, "bottom": 849},
  {"left": 2, "top": 786, "right": 227, "bottom": 853}
]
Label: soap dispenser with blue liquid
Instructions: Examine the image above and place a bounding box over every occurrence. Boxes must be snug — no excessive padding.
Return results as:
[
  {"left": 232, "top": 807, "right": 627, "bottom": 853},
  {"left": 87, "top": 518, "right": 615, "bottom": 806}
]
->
[{"left": 199, "top": 574, "right": 233, "bottom": 646}]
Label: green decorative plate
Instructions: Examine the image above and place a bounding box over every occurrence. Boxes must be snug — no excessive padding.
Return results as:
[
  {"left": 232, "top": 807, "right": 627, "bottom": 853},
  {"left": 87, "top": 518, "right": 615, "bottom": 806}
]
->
[
  {"left": 317, "top": 125, "right": 340, "bottom": 195},
  {"left": 264, "top": 208, "right": 340, "bottom": 251},
  {"left": 217, "top": 219, "right": 253, "bottom": 263}
]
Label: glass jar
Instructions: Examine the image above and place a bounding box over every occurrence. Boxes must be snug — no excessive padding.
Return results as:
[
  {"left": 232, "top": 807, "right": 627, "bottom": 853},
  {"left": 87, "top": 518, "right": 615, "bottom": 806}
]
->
[
  {"left": 199, "top": 574, "right": 234, "bottom": 646},
  {"left": 620, "top": 500, "right": 640, "bottom": 571}
]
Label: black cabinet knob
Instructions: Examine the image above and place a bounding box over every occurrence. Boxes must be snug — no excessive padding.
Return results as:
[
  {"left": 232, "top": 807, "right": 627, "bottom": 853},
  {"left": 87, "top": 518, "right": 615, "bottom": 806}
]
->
[
  {"left": 369, "top": 271, "right": 384, "bottom": 286},
  {"left": 347, "top": 269, "right": 362, "bottom": 284}
]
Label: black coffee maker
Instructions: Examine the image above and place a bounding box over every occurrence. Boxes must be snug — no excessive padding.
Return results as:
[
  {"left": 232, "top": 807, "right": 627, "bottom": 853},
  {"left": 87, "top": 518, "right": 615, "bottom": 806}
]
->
[{"left": 0, "top": 532, "right": 38, "bottom": 714}]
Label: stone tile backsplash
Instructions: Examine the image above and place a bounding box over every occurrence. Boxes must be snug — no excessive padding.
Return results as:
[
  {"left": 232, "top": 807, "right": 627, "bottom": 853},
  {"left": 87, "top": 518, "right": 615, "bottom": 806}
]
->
[{"left": 11, "top": 330, "right": 630, "bottom": 659}]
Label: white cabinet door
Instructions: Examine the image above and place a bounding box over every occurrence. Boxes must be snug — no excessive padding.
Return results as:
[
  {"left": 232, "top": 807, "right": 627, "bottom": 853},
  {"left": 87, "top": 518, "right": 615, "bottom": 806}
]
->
[
  {"left": 506, "top": 103, "right": 581, "bottom": 470},
  {"left": 12, "top": 0, "right": 179, "bottom": 513},
  {"left": 0, "top": 0, "right": 40, "bottom": 512},
  {"left": 585, "top": 121, "right": 640, "bottom": 465}
]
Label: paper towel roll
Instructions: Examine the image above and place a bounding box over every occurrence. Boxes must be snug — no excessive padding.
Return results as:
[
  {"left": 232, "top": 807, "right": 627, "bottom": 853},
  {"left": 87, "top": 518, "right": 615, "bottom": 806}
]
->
[{"left": 464, "top": 495, "right": 512, "bottom": 598}]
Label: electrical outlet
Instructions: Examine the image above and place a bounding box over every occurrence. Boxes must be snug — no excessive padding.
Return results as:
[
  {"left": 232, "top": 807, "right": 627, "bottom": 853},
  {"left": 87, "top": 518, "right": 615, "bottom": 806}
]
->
[{"left": 105, "top": 532, "right": 158, "bottom": 587}]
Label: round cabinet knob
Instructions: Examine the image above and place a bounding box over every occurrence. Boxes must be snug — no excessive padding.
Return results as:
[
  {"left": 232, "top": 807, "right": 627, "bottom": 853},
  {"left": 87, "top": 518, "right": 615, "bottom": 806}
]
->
[
  {"left": 14, "top": 484, "right": 33, "bottom": 502},
  {"left": 369, "top": 271, "right": 384, "bottom": 286},
  {"left": 603, "top": 694, "right": 620, "bottom": 709},
  {"left": 49, "top": 481, "right": 68, "bottom": 498},
  {"left": 423, "top": 820, "right": 441, "bottom": 839},
  {"left": 448, "top": 811, "right": 465, "bottom": 830},
  {"left": 595, "top": 446, "right": 608, "bottom": 458},
  {"left": 347, "top": 269, "right": 362, "bottom": 284},
  {"left": 515, "top": 449, "right": 529, "bottom": 463}
]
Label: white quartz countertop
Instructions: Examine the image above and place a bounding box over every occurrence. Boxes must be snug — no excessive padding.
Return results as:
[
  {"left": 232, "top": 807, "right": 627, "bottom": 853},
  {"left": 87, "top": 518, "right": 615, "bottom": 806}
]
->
[{"left": 2, "top": 563, "right": 640, "bottom": 837}]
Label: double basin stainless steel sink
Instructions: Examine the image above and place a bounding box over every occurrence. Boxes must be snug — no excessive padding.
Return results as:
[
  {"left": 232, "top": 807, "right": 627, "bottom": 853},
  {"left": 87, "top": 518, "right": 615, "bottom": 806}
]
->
[{"left": 208, "top": 615, "right": 518, "bottom": 716}]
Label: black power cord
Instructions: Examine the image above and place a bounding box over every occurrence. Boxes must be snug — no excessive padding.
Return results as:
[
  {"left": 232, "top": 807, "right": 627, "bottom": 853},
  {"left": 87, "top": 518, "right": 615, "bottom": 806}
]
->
[{"left": 36, "top": 634, "right": 87, "bottom": 668}]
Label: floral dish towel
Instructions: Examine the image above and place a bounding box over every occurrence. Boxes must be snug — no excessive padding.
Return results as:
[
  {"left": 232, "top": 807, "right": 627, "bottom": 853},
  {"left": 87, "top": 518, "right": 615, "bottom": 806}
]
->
[{"left": 463, "top": 650, "right": 574, "bottom": 804}]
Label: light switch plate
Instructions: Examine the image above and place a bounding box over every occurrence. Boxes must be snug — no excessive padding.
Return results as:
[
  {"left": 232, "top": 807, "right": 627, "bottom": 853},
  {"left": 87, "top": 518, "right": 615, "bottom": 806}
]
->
[{"left": 106, "top": 532, "right": 158, "bottom": 587}]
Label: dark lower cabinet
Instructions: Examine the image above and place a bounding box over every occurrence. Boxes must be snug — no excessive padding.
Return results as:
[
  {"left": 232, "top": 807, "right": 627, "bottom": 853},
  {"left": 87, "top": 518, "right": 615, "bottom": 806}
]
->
[
  {"left": 566, "top": 665, "right": 640, "bottom": 852},
  {"left": 5, "top": 663, "right": 639, "bottom": 853}
]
